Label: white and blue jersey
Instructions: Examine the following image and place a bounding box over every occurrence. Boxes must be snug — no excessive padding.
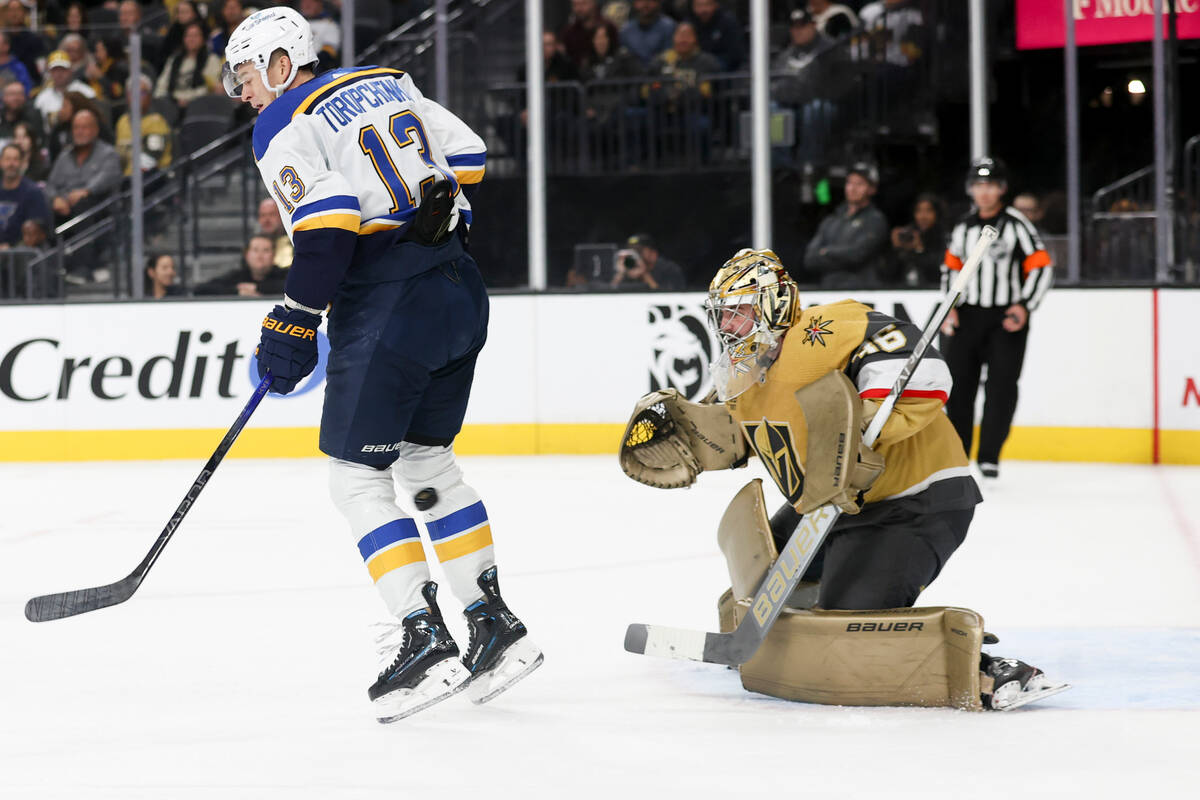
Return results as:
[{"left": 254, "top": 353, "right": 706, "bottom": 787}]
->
[{"left": 252, "top": 66, "right": 486, "bottom": 311}]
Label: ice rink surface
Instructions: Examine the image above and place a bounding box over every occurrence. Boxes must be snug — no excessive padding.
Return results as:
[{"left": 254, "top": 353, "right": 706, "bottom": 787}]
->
[{"left": 2, "top": 455, "right": 1199, "bottom": 799}]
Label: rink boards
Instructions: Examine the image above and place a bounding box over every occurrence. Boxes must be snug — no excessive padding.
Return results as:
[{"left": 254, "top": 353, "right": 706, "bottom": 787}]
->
[{"left": 0, "top": 288, "right": 1197, "bottom": 463}]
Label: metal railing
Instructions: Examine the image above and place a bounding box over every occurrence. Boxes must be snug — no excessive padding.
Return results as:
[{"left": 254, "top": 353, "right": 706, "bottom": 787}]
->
[{"left": 483, "top": 48, "right": 937, "bottom": 179}]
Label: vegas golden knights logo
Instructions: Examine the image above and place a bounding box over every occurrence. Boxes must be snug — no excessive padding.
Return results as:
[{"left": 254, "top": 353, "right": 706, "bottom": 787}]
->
[{"left": 741, "top": 419, "right": 803, "bottom": 504}]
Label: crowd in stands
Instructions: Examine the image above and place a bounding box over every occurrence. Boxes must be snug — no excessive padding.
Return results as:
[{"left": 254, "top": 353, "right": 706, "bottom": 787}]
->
[
  {"left": 0, "top": 0, "right": 357, "bottom": 297},
  {"left": 502, "top": 0, "right": 929, "bottom": 171},
  {"left": 563, "top": 155, "right": 1063, "bottom": 293}
]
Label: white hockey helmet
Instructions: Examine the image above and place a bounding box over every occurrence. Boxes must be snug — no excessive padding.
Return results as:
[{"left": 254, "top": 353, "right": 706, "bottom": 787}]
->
[{"left": 222, "top": 5, "right": 318, "bottom": 99}]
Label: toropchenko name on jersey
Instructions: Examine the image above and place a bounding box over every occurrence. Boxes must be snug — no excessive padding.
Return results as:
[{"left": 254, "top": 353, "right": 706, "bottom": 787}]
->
[{"left": 314, "top": 77, "right": 414, "bottom": 133}]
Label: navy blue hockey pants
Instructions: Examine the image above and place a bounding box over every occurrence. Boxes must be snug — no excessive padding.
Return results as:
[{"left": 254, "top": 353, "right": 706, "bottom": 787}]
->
[{"left": 319, "top": 235, "right": 489, "bottom": 468}]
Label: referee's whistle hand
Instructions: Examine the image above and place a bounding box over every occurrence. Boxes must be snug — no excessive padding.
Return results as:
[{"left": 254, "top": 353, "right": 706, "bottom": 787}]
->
[{"left": 1002, "top": 304, "right": 1028, "bottom": 333}]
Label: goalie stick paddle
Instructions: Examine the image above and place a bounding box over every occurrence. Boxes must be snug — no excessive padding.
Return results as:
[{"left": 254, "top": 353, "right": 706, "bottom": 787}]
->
[
  {"left": 24, "top": 372, "right": 274, "bottom": 623},
  {"left": 624, "top": 226, "right": 999, "bottom": 666}
]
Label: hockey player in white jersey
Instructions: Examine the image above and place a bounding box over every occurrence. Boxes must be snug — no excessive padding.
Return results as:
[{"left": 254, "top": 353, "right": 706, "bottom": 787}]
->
[{"left": 223, "top": 6, "right": 542, "bottom": 722}]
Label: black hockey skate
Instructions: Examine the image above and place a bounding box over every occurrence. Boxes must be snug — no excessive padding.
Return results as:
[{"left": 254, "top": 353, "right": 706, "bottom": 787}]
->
[
  {"left": 981, "top": 654, "right": 1070, "bottom": 711},
  {"left": 460, "top": 567, "right": 544, "bottom": 705},
  {"left": 369, "top": 581, "right": 468, "bottom": 723}
]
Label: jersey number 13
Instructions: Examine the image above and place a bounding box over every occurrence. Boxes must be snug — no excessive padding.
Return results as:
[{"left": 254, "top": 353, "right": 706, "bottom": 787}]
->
[{"left": 358, "top": 110, "right": 459, "bottom": 215}]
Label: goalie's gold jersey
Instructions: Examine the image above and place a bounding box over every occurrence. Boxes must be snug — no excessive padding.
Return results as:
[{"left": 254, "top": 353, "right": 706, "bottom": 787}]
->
[{"left": 726, "top": 300, "right": 972, "bottom": 510}]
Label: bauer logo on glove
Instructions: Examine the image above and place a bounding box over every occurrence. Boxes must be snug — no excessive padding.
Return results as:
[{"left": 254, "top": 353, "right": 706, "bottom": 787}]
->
[
  {"left": 257, "top": 304, "right": 321, "bottom": 394},
  {"left": 261, "top": 315, "right": 317, "bottom": 340}
]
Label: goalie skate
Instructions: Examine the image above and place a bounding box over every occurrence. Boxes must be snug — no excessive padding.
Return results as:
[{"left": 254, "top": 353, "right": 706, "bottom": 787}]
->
[
  {"left": 461, "top": 567, "right": 544, "bottom": 705},
  {"left": 369, "top": 582, "right": 468, "bottom": 723},
  {"left": 982, "top": 656, "right": 1071, "bottom": 711}
]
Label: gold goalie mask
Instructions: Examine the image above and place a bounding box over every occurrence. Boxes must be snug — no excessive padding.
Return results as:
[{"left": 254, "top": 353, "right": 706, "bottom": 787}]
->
[{"left": 704, "top": 249, "right": 801, "bottom": 401}]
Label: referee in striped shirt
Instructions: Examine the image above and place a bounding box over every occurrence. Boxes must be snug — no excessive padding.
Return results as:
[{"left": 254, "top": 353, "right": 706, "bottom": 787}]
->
[{"left": 940, "top": 158, "right": 1053, "bottom": 479}]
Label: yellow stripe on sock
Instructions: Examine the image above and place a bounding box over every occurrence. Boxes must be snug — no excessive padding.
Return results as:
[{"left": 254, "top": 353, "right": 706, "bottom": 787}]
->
[
  {"left": 367, "top": 541, "right": 426, "bottom": 582},
  {"left": 433, "top": 524, "right": 493, "bottom": 562}
]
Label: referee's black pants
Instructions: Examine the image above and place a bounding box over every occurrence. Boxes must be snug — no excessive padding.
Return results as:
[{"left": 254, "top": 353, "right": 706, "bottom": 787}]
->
[{"left": 943, "top": 304, "right": 1029, "bottom": 465}]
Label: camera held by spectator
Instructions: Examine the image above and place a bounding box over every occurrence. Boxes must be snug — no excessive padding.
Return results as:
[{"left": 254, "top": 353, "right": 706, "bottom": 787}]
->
[{"left": 611, "top": 233, "right": 687, "bottom": 291}]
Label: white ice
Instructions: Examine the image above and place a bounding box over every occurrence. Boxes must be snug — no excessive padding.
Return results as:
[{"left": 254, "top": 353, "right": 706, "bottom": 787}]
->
[{"left": 2, "top": 456, "right": 1199, "bottom": 799}]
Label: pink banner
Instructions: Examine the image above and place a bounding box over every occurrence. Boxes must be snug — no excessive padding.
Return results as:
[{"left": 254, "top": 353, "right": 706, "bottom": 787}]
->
[{"left": 1017, "top": 0, "right": 1200, "bottom": 50}]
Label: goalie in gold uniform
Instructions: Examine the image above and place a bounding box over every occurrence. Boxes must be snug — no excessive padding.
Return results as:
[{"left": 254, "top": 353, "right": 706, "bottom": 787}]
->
[{"left": 620, "top": 249, "right": 1068, "bottom": 711}]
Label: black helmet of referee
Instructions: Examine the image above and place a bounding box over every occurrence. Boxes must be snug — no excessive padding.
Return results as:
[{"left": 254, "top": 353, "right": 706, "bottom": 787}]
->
[{"left": 965, "top": 157, "right": 1008, "bottom": 193}]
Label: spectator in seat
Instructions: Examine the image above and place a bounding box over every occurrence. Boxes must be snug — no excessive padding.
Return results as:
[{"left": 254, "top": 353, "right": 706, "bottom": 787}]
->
[
  {"left": 257, "top": 197, "right": 293, "bottom": 269},
  {"left": 116, "top": 75, "right": 173, "bottom": 176},
  {"left": 209, "top": 0, "right": 245, "bottom": 57},
  {"left": 0, "top": 142, "right": 50, "bottom": 247},
  {"left": 46, "top": 107, "right": 120, "bottom": 283},
  {"left": 582, "top": 22, "right": 644, "bottom": 81},
  {"left": 195, "top": 233, "right": 288, "bottom": 297},
  {"left": 155, "top": 20, "right": 223, "bottom": 112},
  {"left": 773, "top": 10, "right": 843, "bottom": 167},
  {"left": 86, "top": 37, "right": 130, "bottom": 104},
  {"left": 1012, "top": 192, "right": 1048, "bottom": 238},
  {"left": 59, "top": 34, "right": 95, "bottom": 87},
  {"left": 621, "top": 0, "right": 676, "bottom": 66},
  {"left": 687, "top": 0, "right": 744, "bottom": 71},
  {"left": 45, "top": 107, "right": 121, "bottom": 223},
  {"left": 19, "top": 216, "right": 45, "bottom": 248},
  {"left": 611, "top": 232, "right": 687, "bottom": 290},
  {"left": 646, "top": 21, "right": 720, "bottom": 160},
  {"left": 888, "top": 192, "right": 945, "bottom": 287},
  {"left": 648, "top": 21, "right": 721, "bottom": 99},
  {"left": 11, "top": 119, "right": 48, "bottom": 182},
  {"left": 118, "top": 0, "right": 163, "bottom": 69},
  {"left": 145, "top": 252, "right": 182, "bottom": 298},
  {"left": 62, "top": 3, "right": 88, "bottom": 39},
  {"left": 804, "top": 162, "right": 889, "bottom": 288},
  {"left": 161, "top": 1, "right": 202, "bottom": 68},
  {"left": 3, "top": 0, "right": 45, "bottom": 85},
  {"left": 560, "top": 0, "right": 619, "bottom": 70},
  {"left": 47, "top": 91, "right": 113, "bottom": 164},
  {"left": 0, "top": 81, "right": 43, "bottom": 141},
  {"left": 808, "top": 0, "right": 858, "bottom": 39},
  {"left": 0, "top": 32, "right": 33, "bottom": 95},
  {"left": 32, "top": 50, "right": 96, "bottom": 131},
  {"left": 299, "top": 0, "right": 340, "bottom": 71},
  {"left": 859, "top": 0, "right": 925, "bottom": 68}
]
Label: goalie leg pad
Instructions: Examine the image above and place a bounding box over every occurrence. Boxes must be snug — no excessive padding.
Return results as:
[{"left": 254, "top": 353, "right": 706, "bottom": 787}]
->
[
  {"left": 718, "top": 479, "right": 820, "bottom": 606},
  {"left": 724, "top": 601, "right": 985, "bottom": 710}
]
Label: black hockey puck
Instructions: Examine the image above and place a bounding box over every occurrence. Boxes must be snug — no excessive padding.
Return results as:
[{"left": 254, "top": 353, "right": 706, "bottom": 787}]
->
[{"left": 413, "top": 488, "right": 438, "bottom": 511}]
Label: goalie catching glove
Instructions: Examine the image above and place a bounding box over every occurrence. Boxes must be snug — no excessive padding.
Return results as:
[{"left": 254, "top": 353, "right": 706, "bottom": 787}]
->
[{"left": 620, "top": 389, "right": 749, "bottom": 489}]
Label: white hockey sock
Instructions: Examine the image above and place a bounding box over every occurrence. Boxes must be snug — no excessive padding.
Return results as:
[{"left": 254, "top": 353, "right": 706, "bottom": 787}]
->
[
  {"left": 329, "top": 457, "right": 429, "bottom": 618},
  {"left": 392, "top": 444, "right": 496, "bottom": 609}
]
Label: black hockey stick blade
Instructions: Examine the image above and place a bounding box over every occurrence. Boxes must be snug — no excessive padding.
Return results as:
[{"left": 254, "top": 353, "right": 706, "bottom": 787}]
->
[
  {"left": 24, "top": 373, "right": 273, "bottom": 623},
  {"left": 26, "top": 576, "right": 141, "bottom": 622},
  {"left": 624, "top": 227, "right": 999, "bottom": 666}
]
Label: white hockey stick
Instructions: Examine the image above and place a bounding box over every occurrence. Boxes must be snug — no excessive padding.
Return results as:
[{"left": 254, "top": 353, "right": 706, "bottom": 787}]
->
[{"left": 624, "top": 225, "right": 998, "bottom": 666}]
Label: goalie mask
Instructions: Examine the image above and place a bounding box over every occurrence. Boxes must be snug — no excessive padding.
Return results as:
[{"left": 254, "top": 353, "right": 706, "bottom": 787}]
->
[
  {"left": 222, "top": 5, "right": 317, "bottom": 99},
  {"left": 704, "top": 249, "right": 800, "bottom": 401}
]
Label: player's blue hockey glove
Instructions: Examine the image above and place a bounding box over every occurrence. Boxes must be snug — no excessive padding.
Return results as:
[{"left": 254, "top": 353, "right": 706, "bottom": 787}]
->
[{"left": 256, "top": 305, "right": 320, "bottom": 394}]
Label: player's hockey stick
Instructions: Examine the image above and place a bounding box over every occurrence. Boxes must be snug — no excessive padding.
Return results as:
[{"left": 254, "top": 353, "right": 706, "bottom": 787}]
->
[
  {"left": 624, "top": 226, "right": 999, "bottom": 666},
  {"left": 24, "top": 372, "right": 274, "bottom": 622}
]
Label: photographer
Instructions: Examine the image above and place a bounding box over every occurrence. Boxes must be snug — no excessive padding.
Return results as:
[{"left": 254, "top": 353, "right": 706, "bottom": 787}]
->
[
  {"left": 611, "top": 233, "right": 687, "bottom": 291},
  {"left": 888, "top": 193, "right": 945, "bottom": 287}
]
